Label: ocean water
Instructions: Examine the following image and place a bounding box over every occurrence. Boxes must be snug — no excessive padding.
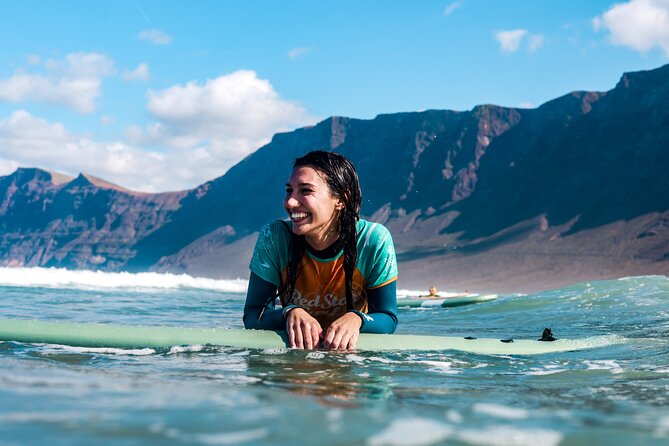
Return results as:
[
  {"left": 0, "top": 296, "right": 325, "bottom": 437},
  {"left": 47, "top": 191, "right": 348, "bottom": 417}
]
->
[{"left": 0, "top": 268, "right": 668, "bottom": 446}]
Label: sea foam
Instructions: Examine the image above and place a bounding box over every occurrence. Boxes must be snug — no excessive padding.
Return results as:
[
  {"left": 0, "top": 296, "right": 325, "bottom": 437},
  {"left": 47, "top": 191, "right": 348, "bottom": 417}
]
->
[
  {"left": 368, "top": 418, "right": 453, "bottom": 446},
  {"left": 0, "top": 266, "right": 248, "bottom": 292}
]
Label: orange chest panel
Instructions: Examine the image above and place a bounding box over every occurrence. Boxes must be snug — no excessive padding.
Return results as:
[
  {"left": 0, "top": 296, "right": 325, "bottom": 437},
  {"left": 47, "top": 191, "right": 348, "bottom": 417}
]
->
[{"left": 280, "top": 255, "right": 368, "bottom": 327}]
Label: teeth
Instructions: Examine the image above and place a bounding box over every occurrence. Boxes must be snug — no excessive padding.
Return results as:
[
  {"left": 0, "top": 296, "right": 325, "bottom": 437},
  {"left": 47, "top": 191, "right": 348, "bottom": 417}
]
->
[{"left": 291, "top": 212, "right": 308, "bottom": 219}]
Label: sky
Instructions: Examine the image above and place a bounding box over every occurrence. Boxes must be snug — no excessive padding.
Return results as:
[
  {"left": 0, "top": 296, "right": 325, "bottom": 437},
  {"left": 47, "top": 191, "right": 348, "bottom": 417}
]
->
[{"left": 0, "top": 0, "right": 668, "bottom": 192}]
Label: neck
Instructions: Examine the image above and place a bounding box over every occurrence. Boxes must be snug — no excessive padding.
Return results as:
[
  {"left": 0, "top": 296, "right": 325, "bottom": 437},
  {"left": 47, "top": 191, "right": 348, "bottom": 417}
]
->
[{"left": 305, "top": 229, "right": 340, "bottom": 251}]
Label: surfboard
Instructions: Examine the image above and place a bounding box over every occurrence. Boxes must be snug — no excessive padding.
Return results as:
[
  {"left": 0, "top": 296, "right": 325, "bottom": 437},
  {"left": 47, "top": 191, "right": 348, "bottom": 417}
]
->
[
  {"left": 0, "top": 318, "right": 621, "bottom": 355},
  {"left": 398, "top": 293, "right": 499, "bottom": 308}
]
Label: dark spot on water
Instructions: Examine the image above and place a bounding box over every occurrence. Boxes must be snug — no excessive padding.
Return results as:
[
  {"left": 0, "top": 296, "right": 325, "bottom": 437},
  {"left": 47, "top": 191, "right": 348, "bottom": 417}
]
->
[
  {"left": 0, "top": 342, "right": 20, "bottom": 352},
  {"left": 28, "top": 352, "right": 98, "bottom": 365}
]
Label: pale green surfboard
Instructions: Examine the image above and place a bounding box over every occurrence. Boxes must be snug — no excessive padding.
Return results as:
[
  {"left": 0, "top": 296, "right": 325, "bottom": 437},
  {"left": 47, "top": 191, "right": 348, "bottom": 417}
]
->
[
  {"left": 397, "top": 293, "right": 499, "bottom": 308},
  {"left": 0, "top": 318, "right": 621, "bottom": 355}
]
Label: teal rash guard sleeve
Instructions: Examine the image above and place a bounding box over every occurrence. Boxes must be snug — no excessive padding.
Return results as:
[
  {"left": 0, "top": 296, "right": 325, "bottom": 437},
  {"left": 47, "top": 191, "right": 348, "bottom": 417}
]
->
[
  {"left": 356, "top": 281, "right": 398, "bottom": 334},
  {"left": 243, "top": 272, "right": 284, "bottom": 331},
  {"left": 243, "top": 273, "right": 398, "bottom": 334}
]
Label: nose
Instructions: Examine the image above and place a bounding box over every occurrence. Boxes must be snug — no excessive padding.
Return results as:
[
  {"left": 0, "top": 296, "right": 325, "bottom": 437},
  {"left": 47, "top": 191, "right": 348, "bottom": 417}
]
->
[{"left": 284, "top": 193, "right": 299, "bottom": 209}]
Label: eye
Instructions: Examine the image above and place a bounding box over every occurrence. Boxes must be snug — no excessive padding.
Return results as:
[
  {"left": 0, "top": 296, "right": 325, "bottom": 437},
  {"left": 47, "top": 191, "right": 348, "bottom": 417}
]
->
[
  {"left": 285, "top": 186, "right": 293, "bottom": 194},
  {"left": 301, "top": 188, "right": 313, "bottom": 195}
]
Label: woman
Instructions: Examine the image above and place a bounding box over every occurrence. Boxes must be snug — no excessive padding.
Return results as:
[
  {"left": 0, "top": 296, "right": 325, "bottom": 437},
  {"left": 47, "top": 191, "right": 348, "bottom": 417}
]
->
[{"left": 243, "top": 150, "right": 398, "bottom": 350}]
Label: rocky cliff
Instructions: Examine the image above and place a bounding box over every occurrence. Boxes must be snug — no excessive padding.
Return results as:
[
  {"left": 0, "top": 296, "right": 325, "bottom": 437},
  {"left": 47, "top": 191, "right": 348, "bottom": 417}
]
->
[{"left": 0, "top": 168, "right": 186, "bottom": 269}]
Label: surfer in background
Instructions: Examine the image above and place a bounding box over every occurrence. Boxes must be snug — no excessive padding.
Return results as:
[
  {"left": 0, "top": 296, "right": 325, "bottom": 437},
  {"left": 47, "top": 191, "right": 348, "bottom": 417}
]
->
[
  {"left": 243, "top": 150, "right": 398, "bottom": 350},
  {"left": 417, "top": 286, "right": 472, "bottom": 299},
  {"left": 423, "top": 286, "right": 440, "bottom": 298}
]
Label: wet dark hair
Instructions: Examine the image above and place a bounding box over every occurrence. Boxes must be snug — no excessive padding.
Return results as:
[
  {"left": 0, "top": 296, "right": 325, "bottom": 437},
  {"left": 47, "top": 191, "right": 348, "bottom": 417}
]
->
[{"left": 282, "top": 150, "right": 362, "bottom": 311}]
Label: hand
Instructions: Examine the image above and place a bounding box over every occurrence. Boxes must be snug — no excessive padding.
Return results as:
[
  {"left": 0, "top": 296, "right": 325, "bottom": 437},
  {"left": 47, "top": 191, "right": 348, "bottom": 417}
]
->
[
  {"left": 285, "top": 308, "right": 323, "bottom": 350},
  {"left": 322, "top": 312, "right": 362, "bottom": 351}
]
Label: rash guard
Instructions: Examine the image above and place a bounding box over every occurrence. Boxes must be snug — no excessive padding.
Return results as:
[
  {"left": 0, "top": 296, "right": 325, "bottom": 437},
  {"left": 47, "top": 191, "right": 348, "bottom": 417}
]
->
[{"left": 243, "top": 219, "right": 398, "bottom": 334}]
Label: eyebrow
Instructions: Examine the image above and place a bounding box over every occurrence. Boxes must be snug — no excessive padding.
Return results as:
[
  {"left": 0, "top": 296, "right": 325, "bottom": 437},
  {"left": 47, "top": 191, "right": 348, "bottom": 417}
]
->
[{"left": 286, "top": 182, "right": 316, "bottom": 187}]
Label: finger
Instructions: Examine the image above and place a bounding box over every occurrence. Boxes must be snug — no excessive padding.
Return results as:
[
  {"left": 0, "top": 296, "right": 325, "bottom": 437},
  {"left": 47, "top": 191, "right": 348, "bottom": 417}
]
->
[
  {"left": 293, "top": 323, "right": 304, "bottom": 349},
  {"left": 302, "top": 322, "right": 314, "bottom": 350},
  {"left": 332, "top": 330, "right": 346, "bottom": 350},
  {"left": 310, "top": 324, "right": 322, "bottom": 350},
  {"left": 287, "top": 322, "right": 297, "bottom": 348},
  {"left": 346, "top": 331, "right": 359, "bottom": 350},
  {"left": 322, "top": 327, "right": 336, "bottom": 350},
  {"left": 326, "top": 328, "right": 345, "bottom": 351}
]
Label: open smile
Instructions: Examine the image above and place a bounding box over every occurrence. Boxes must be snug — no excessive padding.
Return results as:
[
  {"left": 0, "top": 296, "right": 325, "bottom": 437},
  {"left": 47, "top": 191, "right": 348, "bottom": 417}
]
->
[{"left": 290, "top": 211, "right": 310, "bottom": 223}]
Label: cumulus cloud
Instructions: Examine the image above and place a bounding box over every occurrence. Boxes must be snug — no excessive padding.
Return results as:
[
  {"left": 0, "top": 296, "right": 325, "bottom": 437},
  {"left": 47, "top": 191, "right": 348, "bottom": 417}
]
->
[
  {"left": 495, "top": 29, "right": 545, "bottom": 53},
  {"left": 0, "top": 52, "right": 114, "bottom": 114},
  {"left": 528, "top": 34, "right": 545, "bottom": 52},
  {"left": 138, "top": 29, "right": 172, "bottom": 45},
  {"left": 444, "top": 2, "right": 462, "bottom": 16},
  {"left": 0, "top": 110, "right": 176, "bottom": 192},
  {"left": 287, "top": 47, "right": 313, "bottom": 60},
  {"left": 495, "top": 29, "right": 528, "bottom": 52},
  {"left": 0, "top": 71, "right": 316, "bottom": 192},
  {"left": 593, "top": 0, "right": 669, "bottom": 56},
  {"left": 128, "top": 70, "right": 316, "bottom": 171},
  {"left": 122, "top": 63, "right": 150, "bottom": 82}
]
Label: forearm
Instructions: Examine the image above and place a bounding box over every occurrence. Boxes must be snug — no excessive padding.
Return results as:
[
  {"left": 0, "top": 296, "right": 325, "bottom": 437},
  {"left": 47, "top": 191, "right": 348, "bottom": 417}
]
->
[
  {"left": 243, "top": 273, "right": 286, "bottom": 331},
  {"left": 356, "top": 311, "right": 398, "bottom": 334},
  {"left": 358, "top": 281, "right": 398, "bottom": 334}
]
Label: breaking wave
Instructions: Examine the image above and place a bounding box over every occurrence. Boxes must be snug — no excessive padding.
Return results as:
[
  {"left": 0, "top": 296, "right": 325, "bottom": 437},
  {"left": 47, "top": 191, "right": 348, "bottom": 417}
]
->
[{"left": 0, "top": 267, "right": 248, "bottom": 292}]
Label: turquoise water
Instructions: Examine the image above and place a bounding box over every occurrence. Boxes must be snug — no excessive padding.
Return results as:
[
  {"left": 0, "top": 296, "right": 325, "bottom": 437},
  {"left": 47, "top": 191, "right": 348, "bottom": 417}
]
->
[{"left": 1, "top": 268, "right": 668, "bottom": 445}]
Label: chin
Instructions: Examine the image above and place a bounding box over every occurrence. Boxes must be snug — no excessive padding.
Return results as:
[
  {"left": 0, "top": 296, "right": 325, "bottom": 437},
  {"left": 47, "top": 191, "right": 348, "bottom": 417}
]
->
[{"left": 289, "top": 222, "right": 307, "bottom": 235}]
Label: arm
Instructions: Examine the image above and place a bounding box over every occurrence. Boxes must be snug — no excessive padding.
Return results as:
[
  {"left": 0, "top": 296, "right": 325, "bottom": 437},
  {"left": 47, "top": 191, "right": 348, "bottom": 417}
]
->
[
  {"left": 243, "top": 272, "right": 286, "bottom": 330},
  {"left": 355, "top": 281, "right": 398, "bottom": 334},
  {"left": 355, "top": 221, "right": 399, "bottom": 334}
]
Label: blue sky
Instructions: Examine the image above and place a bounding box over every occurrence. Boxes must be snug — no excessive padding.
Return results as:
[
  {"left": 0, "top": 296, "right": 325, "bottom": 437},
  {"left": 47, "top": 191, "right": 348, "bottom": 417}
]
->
[{"left": 0, "top": 0, "right": 667, "bottom": 192}]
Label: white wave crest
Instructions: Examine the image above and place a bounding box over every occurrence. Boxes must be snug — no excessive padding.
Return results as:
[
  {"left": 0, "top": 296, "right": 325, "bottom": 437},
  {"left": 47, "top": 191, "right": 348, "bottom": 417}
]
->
[
  {"left": 0, "top": 267, "right": 248, "bottom": 292},
  {"left": 45, "top": 344, "right": 156, "bottom": 356}
]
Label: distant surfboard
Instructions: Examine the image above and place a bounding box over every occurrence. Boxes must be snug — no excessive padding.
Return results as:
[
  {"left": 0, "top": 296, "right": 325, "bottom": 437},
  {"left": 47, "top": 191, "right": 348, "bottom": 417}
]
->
[
  {"left": 0, "top": 318, "right": 621, "bottom": 355},
  {"left": 398, "top": 293, "right": 499, "bottom": 308}
]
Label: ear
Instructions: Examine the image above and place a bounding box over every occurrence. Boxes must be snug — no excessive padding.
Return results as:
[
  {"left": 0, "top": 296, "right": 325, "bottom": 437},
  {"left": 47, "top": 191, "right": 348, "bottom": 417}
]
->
[{"left": 335, "top": 200, "right": 345, "bottom": 210}]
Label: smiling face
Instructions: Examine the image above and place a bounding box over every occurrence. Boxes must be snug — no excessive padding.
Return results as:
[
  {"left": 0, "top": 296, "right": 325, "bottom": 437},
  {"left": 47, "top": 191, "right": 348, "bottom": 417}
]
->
[{"left": 284, "top": 166, "right": 344, "bottom": 250}]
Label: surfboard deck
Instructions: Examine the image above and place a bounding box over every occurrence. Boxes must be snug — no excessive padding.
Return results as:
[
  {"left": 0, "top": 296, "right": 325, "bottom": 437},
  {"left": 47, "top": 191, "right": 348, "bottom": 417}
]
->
[{"left": 0, "top": 318, "right": 621, "bottom": 355}]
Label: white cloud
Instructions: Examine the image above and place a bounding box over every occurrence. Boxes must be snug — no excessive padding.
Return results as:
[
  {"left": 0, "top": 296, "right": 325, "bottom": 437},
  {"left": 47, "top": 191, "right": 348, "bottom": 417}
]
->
[
  {"left": 122, "top": 63, "right": 150, "bottom": 82},
  {"left": 0, "top": 71, "right": 317, "bottom": 192},
  {"left": 26, "top": 54, "right": 41, "bottom": 65},
  {"left": 138, "top": 29, "right": 172, "bottom": 45},
  {"left": 444, "top": 2, "right": 462, "bottom": 16},
  {"left": 495, "top": 29, "right": 545, "bottom": 53},
  {"left": 0, "top": 110, "right": 174, "bottom": 192},
  {"left": 0, "top": 52, "right": 114, "bottom": 114},
  {"left": 495, "top": 29, "right": 528, "bottom": 53},
  {"left": 594, "top": 0, "right": 669, "bottom": 56},
  {"left": 129, "top": 70, "right": 317, "bottom": 171},
  {"left": 287, "top": 47, "right": 313, "bottom": 60},
  {"left": 528, "top": 34, "right": 545, "bottom": 52}
]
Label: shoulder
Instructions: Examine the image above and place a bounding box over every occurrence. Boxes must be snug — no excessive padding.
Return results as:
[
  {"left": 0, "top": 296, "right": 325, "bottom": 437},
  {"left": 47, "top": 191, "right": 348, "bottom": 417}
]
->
[
  {"left": 355, "top": 219, "right": 398, "bottom": 286},
  {"left": 259, "top": 220, "right": 291, "bottom": 240},
  {"left": 356, "top": 219, "right": 394, "bottom": 250},
  {"left": 254, "top": 220, "right": 292, "bottom": 255},
  {"left": 250, "top": 220, "right": 293, "bottom": 285}
]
